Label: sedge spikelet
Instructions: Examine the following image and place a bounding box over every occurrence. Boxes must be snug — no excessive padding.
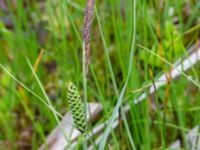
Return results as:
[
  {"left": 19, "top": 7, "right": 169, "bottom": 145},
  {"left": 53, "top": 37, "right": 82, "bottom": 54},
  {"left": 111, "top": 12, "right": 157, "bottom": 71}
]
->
[
  {"left": 67, "top": 82, "right": 86, "bottom": 133},
  {"left": 83, "top": 0, "right": 95, "bottom": 75}
]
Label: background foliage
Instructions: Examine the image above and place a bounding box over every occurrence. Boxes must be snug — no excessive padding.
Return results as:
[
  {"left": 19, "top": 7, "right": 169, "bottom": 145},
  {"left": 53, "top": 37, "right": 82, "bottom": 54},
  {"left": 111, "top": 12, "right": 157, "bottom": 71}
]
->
[{"left": 0, "top": 0, "right": 200, "bottom": 149}]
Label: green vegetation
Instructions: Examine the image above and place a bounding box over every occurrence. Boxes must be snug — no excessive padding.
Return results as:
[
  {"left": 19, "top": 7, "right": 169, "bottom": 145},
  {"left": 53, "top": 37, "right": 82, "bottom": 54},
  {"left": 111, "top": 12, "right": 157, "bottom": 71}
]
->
[
  {"left": 0, "top": 0, "right": 200, "bottom": 149},
  {"left": 67, "top": 82, "right": 86, "bottom": 133}
]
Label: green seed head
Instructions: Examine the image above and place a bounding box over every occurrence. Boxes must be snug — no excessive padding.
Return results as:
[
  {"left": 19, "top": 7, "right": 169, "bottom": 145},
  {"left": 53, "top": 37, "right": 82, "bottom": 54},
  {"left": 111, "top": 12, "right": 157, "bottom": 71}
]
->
[{"left": 67, "top": 82, "right": 86, "bottom": 133}]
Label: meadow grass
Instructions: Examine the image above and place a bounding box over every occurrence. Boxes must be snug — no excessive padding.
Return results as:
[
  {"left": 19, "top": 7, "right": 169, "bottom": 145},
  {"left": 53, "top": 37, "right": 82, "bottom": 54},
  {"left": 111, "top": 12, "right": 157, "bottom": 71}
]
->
[{"left": 0, "top": 0, "right": 200, "bottom": 149}]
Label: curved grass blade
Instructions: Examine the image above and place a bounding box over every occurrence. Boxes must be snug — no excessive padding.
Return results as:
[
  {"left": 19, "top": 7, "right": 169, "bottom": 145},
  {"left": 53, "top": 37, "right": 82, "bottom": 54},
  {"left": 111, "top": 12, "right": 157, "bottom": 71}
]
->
[
  {"left": 138, "top": 45, "right": 200, "bottom": 88},
  {"left": 98, "top": 0, "right": 137, "bottom": 148}
]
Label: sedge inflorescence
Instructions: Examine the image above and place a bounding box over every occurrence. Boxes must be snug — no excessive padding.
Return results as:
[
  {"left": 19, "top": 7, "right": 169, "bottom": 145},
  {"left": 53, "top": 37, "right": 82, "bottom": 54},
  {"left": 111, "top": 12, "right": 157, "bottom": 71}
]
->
[{"left": 67, "top": 82, "right": 86, "bottom": 133}]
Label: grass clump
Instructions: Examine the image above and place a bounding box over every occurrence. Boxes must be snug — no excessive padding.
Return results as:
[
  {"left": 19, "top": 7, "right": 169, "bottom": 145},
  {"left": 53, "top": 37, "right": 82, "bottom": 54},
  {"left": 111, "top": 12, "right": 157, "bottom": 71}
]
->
[{"left": 0, "top": 0, "right": 200, "bottom": 149}]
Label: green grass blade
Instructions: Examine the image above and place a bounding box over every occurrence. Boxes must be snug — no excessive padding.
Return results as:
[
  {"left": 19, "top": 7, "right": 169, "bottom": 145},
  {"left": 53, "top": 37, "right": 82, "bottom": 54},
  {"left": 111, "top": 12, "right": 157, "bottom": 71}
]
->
[
  {"left": 138, "top": 45, "right": 200, "bottom": 88},
  {"left": 98, "top": 0, "right": 137, "bottom": 148},
  {"left": 26, "top": 58, "right": 72, "bottom": 146}
]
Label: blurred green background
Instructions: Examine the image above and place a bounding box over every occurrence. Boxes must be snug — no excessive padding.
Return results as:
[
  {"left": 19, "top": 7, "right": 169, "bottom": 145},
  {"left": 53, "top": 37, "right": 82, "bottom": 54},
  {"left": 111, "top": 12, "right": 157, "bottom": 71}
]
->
[{"left": 0, "top": 0, "right": 200, "bottom": 149}]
